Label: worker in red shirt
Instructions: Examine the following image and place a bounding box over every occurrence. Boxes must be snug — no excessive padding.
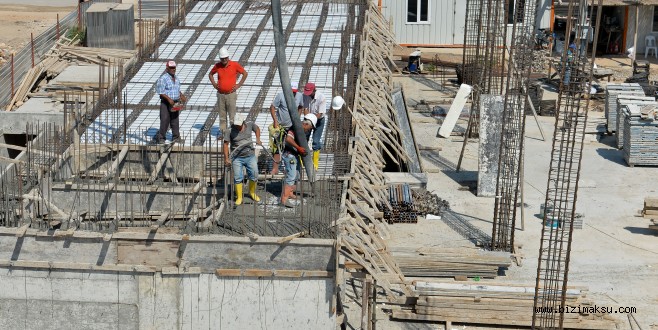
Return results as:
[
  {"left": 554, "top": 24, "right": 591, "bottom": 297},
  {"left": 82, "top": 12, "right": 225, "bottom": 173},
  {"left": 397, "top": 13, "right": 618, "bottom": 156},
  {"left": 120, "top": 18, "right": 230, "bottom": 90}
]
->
[{"left": 208, "top": 47, "right": 248, "bottom": 138}]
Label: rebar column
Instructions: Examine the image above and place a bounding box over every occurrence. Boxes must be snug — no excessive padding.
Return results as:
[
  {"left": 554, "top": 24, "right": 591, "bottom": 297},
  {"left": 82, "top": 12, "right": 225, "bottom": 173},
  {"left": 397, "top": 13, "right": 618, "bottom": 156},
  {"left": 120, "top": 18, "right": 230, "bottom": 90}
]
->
[
  {"left": 491, "top": 0, "right": 542, "bottom": 251},
  {"left": 532, "top": 1, "right": 603, "bottom": 328}
]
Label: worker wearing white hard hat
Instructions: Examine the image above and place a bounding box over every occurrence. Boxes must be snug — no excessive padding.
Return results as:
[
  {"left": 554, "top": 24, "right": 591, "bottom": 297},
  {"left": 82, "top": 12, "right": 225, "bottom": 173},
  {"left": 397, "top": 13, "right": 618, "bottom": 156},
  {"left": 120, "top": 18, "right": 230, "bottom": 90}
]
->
[
  {"left": 209, "top": 47, "right": 248, "bottom": 138},
  {"left": 278, "top": 115, "right": 315, "bottom": 208},
  {"left": 268, "top": 82, "right": 305, "bottom": 175},
  {"left": 154, "top": 60, "right": 187, "bottom": 144},
  {"left": 223, "top": 112, "right": 262, "bottom": 206},
  {"left": 301, "top": 82, "right": 327, "bottom": 170}
]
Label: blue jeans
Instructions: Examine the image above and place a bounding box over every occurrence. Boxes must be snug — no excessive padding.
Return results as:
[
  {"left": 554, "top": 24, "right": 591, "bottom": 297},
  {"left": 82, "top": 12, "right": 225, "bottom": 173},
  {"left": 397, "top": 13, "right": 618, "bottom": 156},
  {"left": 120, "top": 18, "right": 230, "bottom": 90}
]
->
[
  {"left": 232, "top": 154, "right": 258, "bottom": 184},
  {"left": 312, "top": 115, "right": 326, "bottom": 151},
  {"left": 281, "top": 151, "right": 298, "bottom": 185}
]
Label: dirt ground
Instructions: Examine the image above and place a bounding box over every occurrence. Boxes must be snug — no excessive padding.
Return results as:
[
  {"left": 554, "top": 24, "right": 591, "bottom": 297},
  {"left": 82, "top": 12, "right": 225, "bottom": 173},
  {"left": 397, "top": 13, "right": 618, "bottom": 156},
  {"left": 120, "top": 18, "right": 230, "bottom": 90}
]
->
[{"left": 0, "top": 4, "right": 76, "bottom": 65}]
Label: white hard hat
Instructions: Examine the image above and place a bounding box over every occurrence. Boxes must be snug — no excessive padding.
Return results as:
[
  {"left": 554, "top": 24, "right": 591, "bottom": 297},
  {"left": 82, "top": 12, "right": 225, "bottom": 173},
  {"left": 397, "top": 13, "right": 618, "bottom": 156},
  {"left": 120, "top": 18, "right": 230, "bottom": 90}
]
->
[
  {"left": 331, "top": 96, "right": 345, "bottom": 110},
  {"left": 233, "top": 112, "right": 247, "bottom": 125},
  {"left": 303, "top": 114, "right": 317, "bottom": 128},
  {"left": 219, "top": 47, "right": 229, "bottom": 59}
]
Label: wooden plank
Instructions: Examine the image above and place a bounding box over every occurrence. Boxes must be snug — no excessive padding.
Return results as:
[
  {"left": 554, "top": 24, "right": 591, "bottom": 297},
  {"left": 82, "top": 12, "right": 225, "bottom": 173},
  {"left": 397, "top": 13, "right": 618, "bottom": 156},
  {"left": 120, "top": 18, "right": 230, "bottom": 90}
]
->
[{"left": 438, "top": 84, "right": 472, "bottom": 138}]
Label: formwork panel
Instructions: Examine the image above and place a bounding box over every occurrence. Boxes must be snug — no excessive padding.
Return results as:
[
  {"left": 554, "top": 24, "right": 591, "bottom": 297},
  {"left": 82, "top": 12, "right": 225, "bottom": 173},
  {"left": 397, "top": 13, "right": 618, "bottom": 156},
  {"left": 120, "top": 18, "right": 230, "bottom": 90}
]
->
[
  {"left": 195, "top": 30, "right": 225, "bottom": 44},
  {"left": 207, "top": 13, "right": 237, "bottom": 28},
  {"left": 263, "top": 15, "right": 292, "bottom": 30},
  {"left": 155, "top": 43, "right": 184, "bottom": 59},
  {"left": 294, "top": 15, "right": 320, "bottom": 30},
  {"left": 164, "top": 29, "right": 196, "bottom": 44},
  {"left": 323, "top": 15, "right": 348, "bottom": 31},
  {"left": 184, "top": 12, "right": 208, "bottom": 27},
  {"left": 191, "top": 1, "right": 218, "bottom": 13},
  {"left": 237, "top": 14, "right": 265, "bottom": 29}
]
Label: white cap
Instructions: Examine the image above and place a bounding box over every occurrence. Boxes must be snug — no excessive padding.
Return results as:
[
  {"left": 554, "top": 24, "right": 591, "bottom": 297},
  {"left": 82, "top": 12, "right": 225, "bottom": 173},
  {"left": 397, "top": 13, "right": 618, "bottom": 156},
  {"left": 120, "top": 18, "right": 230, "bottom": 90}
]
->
[
  {"left": 166, "top": 60, "right": 177, "bottom": 67},
  {"left": 331, "top": 96, "right": 345, "bottom": 110},
  {"left": 233, "top": 112, "right": 248, "bottom": 125},
  {"left": 303, "top": 114, "right": 317, "bottom": 128},
  {"left": 219, "top": 47, "right": 229, "bottom": 59},
  {"left": 291, "top": 82, "right": 298, "bottom": 92}
]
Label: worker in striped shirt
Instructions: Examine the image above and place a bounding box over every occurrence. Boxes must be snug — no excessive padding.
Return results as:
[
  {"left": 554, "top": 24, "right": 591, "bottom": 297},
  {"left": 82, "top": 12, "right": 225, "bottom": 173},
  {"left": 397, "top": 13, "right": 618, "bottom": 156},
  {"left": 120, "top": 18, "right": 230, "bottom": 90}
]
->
[{"left": 154, "top": 60, "right": 187, "bottom": 144}]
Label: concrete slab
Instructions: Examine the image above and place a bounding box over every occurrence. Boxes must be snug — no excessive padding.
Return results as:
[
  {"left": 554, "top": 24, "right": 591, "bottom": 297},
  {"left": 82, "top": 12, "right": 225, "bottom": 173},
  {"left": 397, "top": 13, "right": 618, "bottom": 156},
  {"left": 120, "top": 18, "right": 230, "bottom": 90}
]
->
[
  {"left": 13, "top": 97, "right": 63, "bottom": 114},
  {"left": 0, "top": 98, "right": 64, "bottom": 133},
  {"left": 48, "top": 64, "right": 109, "bottom": 87},
  {"left": 478, "top": 95, "right": 503, "bottom": 197}
]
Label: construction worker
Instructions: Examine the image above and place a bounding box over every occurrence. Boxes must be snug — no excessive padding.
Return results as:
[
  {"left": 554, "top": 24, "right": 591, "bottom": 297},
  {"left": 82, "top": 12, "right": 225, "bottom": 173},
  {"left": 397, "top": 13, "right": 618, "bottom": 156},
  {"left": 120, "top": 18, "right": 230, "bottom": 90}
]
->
[
  {"left": 223, "top": 112, "right": 262, "bottom": 206},
  {"left": 154, "top": 60, "right": 187, "bottom": 144},
  {"left": 209, "top": 47, "right": 248, "bottom": 138},
  {"left": 302, "top": 82, "right": 326, "bottom": 170},
  {"left": 280, "top": 114, "right": 316, "bottom": 208},
  {"left": 268, "top": 82, "right": 304, "bottom": 175}
]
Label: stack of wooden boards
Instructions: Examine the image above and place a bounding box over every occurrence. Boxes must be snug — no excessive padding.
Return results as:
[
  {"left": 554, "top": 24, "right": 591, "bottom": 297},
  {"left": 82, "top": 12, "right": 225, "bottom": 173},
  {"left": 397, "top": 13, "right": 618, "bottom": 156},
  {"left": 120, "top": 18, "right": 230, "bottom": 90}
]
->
[
  {"left": 391, "top": 247, "right": 511, "bottom": 278},
  {"left": 605, "top": 83, "right": 644, "bottom": 133},
  {"left": 391, "top": 281, "right": 620, "bottom": 329},
  {"left": 622, "top": 104, "right": 658, "bottom": 166},
  {"left": 5, "top": 35, "right": 136, "bottom": 111},
  {"left": 642, "top": 197, "right": 658, "bottom": 232}
]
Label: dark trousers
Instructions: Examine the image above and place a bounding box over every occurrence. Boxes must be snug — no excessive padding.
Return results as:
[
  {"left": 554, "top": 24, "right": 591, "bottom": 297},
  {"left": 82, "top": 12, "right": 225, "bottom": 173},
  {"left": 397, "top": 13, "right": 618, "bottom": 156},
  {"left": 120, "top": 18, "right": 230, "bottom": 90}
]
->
[{"left": 155, "top": 101, "right": 180, "bottom": 142}]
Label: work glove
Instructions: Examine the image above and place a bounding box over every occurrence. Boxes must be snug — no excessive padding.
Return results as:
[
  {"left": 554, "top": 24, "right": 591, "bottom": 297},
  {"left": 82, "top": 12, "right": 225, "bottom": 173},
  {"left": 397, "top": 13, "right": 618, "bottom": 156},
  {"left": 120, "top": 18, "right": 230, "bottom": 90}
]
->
[{"left": 295, "top": 146, "right": 307, "bottom": 156}]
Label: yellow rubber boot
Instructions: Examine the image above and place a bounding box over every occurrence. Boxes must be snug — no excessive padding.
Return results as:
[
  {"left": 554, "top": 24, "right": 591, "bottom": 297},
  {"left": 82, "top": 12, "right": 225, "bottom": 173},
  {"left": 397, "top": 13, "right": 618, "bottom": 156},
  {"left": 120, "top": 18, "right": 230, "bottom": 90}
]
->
[
  {"left": 234, "top": 183, "right": 243, "bottom": 206},
  {"left": 248, "top": 180, "right": 260, "bottom": 202},
  {"left": 312, "top": 150, "right": 320, "bottom": 170}
]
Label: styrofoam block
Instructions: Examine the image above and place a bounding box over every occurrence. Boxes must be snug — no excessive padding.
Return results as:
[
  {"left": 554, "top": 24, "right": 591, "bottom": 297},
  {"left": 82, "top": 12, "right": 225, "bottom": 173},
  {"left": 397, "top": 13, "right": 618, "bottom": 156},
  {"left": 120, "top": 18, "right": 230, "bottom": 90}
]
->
[
  {"left": 182, "top": 44, "right": 216, "bottom": 61},
  {"left": 294, "top": 16, "right": 320, "bottom": 30},
  {"left": 225, "top": 31, "right": 254, "bottom": 45},
  {"left": 191, "top": 1, "right": 217, "bottom": 13},
  {"left": 207, "top": 13, "right": 237, "bottom": 28},
  {"left": 264, "top": 15, "right": 292, "bottom": 30},
  {"left": 323, "top": 16, "right": 348, "bottom": 31},
  {"left": 196, "top": 30, "right": 224, "bottom": 45},
  {"left": 184, "top": 13, "right": 208, "bottom": 27},
  {"left": 155, "top": 43, "right": 184, "bottom": 59},
  {"left": 218, "top": 1, "right": 244, "bottom": 13},
  {"left": 164, "top": 29, "right": 195, "bottom": 44},
  {"left": 81, "top": 109, "right": 134, "bottom": 144},
  {"left": 238, "top": 14, "right": 265, "bottom": 29}
]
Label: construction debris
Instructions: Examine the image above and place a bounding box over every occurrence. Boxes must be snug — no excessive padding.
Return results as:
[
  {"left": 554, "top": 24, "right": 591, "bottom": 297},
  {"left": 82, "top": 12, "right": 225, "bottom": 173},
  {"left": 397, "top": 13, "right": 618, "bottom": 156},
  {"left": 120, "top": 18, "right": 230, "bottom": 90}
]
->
[{"left": 411, "top": 188, "right": 449, "bottom": 218}]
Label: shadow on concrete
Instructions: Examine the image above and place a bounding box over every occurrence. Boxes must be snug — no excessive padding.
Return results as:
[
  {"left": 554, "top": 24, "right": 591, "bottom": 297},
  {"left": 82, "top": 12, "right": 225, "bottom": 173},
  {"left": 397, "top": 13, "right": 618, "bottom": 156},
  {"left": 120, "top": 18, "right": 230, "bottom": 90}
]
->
[
  {"left": 409, "top": 75, "right": 451, "bottom": 93},
  {"left": 597, "top": 134, "right": 618, "bottom": 148},
  {"left": 624, "top": 226, "right": 658, "bottom": 236},
  {"left": 596, "top": 147, "right": 627, "bottom": 166},
  {"left": 441, "top": 210, "right": 492, "bottom": 246},
  {"left": 420, "top": 149, "right": 478, "bottom": 193}
]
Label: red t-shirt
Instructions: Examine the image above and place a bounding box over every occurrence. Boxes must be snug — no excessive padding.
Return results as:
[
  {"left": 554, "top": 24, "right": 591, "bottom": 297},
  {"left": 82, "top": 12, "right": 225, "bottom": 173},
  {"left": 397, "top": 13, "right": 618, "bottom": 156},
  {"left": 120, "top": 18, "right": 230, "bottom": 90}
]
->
[{"left": 209, "top": 61, "right": 246, "bottom": 94}]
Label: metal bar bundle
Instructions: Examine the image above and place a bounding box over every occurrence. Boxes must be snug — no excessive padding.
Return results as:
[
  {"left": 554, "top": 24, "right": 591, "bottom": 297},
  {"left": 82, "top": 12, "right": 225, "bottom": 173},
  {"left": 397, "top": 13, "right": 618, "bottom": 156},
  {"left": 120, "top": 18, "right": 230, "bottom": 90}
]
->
[{"left": 382, "top": 184, "right": 417, "bottom": 224}]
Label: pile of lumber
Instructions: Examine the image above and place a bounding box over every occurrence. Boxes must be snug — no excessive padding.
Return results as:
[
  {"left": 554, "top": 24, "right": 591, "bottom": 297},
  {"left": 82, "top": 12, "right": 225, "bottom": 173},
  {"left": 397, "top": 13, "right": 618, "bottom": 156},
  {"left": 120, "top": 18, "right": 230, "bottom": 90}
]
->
[
  {"left": 57, "top": 45, "right": 135, "bottom": 65},
  {"left": 4, "top": 36, "right": 79, "bottom": 111},
  {"left": 391, "top": 247, "right": 511, "bottom": 278},
  {"left": 643, "top": 197, "right": 658, "bottom": 231},
  {"left": 391, "top": 281, "right": 620, "bottom": 329}
]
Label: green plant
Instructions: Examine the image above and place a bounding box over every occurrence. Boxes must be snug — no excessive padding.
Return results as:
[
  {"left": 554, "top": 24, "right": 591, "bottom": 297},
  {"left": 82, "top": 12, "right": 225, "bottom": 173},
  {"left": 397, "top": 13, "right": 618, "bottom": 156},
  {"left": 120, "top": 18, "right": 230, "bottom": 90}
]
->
[{"left": 66, "top": 26, "right": 86, "bottom": 43}]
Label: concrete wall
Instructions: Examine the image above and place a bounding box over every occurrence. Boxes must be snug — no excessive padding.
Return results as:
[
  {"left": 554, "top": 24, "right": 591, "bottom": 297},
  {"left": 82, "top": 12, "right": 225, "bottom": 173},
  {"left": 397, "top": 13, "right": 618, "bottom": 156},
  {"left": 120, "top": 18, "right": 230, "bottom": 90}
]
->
[
  {"left": 0, "top": 232, "right": 336, "bottom": 329},
  {"left": 0, "top": 269, "right": 335, "bottom": 330}
]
